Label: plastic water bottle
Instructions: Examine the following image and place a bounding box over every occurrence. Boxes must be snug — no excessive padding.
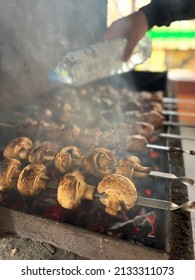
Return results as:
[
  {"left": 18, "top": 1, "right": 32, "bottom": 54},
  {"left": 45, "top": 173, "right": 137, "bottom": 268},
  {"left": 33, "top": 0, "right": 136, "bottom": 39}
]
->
[{"left": 53, "top": 35, "right": 152, "bottom": 86}]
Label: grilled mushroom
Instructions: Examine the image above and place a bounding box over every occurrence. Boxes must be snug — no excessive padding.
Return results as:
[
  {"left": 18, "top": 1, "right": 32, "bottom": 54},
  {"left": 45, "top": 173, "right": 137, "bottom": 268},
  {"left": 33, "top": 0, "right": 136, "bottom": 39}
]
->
[
  {"left": 28, "top": 141, "right": 59, "bottom": 166},
  {"left": 83, "top": 147, "right": 117, "bottom": 178},
  {"left": 55, "top": 146, "right": 84, "bottom": 175},
  {"left": 3, "top": 137, "right": 33, "bottom": 161},
  {"left": 125, "top": 135, "right": 148, "bottom": 152},
  {"left": 57, "top": 171, "right": 96, "bottom": 209},
  {"left": 17, "top": 163, "right": 50, "bottom": 196},
  {"left": 78, "top": 128, "right": 101, "bottom": 150},
  {"left": 97, "top": 174, "right": 137, "bottom": 216},
  {"left": 0, "top": 159, "right": 22, "bottom": 191},
  {"left": 138, "top": 110, "right": 164, "bottom": 129},
  {"left": 116, "top": 156, "right": 151, "bottom": 179},
  {"left": 134, "top": 122, "right": 154, "bottom": 138}
]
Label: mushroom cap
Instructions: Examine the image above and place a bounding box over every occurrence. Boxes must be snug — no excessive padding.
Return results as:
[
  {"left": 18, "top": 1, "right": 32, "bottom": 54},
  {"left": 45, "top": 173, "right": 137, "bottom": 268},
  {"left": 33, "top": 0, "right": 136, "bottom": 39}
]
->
[
  {"left": 134, "top": 122, "right": 154, "bottom": 138},
  {"left": 142, "top": 110, "right": 164, "bottom": 129},
  {"left": 125, "top": 135, "right": 148, "bottom": 152},
  {"left": 55, "top": 146, "right": 83, "bottom": 175},
  {"left": 97, "top": 174, "right": 137, "bottom": 216},
  {"left": 116, "top": 156, "right": 138, "bottom": 178},
  {"left": 83, "top": 147, "right": 116, "bottom": 178},
  {"left": 116, "top": 156, "right": 151, "bottom": 179},
  {"left": 17, "top": 163, "right": 49, "bottom": 196},
  {"left": 3, "top": 137, "right": 33, "bottom": 161},
  {"left": 0, "top": 158, "right": 22, "bottom": 191},
  {"left": 57, "top": 171, "right": 95, "bottom": 209},
  {"left": 28, "top": 141, "right": 58, "bottom": 165}
]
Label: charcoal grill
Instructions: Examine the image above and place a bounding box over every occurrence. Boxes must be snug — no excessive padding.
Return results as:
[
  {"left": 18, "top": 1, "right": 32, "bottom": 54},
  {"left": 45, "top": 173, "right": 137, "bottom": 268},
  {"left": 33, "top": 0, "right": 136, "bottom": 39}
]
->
[{"left": 0, "top": 71, "right": 194, "bottom": 260}]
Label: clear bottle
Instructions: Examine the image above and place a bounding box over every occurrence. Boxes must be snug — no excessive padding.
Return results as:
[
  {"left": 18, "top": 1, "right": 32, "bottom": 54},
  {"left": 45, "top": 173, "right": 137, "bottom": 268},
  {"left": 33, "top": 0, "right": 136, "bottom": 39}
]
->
[{"left": 53, "top": 35, "right": 152, "bottom": 86}]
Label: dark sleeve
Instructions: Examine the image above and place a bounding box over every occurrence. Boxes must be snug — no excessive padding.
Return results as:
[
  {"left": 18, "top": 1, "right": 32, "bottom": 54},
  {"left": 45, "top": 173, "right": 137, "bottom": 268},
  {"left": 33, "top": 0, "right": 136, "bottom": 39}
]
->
[{"left": 140, "top": 0, "right": 195, "bottom": 29}]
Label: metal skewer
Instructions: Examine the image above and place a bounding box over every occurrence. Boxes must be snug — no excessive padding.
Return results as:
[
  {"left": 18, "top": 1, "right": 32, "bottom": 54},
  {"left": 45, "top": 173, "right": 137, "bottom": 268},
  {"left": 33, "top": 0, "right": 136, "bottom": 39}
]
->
[
  {"left": 164, "top": 104, "right": 195, "bottom": 111},
  {"left": 163, "top": 110, "right": 195, "bottom": 117},
  {"left": 159, "top": 133, "right": 195, "bottom": 141},
  {"left": 149, "top": 170, "right": 194, "bottom": 186},
  {"left": 163, "top": 121, "right": 195, "bottom": 128},
  {"left": 147, "top": 143, "right": 195, "bottom": 155},
  {"left": 163, "top": 97, "right": 195, "bottom": 104},
  {"left": 136, "top": 196, "right": 195, "bottom": 211}
]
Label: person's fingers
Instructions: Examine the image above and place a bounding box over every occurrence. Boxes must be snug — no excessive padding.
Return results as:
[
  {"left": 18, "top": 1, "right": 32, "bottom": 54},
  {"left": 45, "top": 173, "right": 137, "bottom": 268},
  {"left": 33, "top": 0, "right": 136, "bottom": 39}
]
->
[{"left": 123, "top": 39, "right": 136, "bottom": 62}]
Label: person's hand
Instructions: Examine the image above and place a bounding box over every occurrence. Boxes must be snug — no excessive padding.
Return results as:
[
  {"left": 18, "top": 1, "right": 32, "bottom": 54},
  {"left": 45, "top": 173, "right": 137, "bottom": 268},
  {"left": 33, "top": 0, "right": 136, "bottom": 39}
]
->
[{"left": 103, "top": 10, "right": 149, "bottom": 61}]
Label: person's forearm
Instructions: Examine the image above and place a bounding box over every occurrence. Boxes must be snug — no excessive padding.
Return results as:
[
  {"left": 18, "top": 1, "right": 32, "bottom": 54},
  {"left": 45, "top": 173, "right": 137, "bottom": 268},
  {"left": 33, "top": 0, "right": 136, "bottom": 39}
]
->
[{"left": 140, "top": 0, "right": 195, "bottom": 29}]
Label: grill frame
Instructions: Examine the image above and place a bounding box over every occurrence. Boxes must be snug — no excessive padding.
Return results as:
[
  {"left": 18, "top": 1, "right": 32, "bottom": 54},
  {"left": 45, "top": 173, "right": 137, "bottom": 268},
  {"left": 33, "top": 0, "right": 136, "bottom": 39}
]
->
[{"left": 0, "top": 71, "right": 194, "bottom": 259}]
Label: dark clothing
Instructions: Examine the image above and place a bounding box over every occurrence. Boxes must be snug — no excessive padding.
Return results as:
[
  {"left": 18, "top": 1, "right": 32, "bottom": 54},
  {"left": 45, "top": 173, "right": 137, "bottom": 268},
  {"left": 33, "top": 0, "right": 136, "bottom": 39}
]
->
[{"left": 140, "top": 0, "right": 195, "bottom": 29}]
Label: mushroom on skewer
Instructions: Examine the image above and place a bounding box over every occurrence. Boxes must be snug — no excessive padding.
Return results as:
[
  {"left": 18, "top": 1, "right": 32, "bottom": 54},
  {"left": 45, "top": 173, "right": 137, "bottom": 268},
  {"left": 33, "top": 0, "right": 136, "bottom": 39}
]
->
[
  {"left": 3, "top": 137, "right": 33, "bottom": 161},
  {"left": 57, "top": 171, "right": 96, "bottom": 209},
  {"left": 0, "top": 158, "right": 22, "bottom": 191},
  {"left": 17, "top": 163, "right": 50, "bottom": 196},
  {"left": 125, "top": 135, "right": 148, "bottom": 152},
  {"left": 28, "top": 141, "right": 59, "bottom": 166},
  {"left": 133, "top": 122, "right": 154, "bottom": 138},
  {"left": 55, "top": 146, "right": 84, "bottom": 175},
  {"left": 83, "top": 147, "right": 117, "bottom": 178},
  {"left": 116, "top": 156, "right": 151, "bottom": 179},
  {"left": 97, "top": 174, "right": 137, "bottom": 216},
  {"left": 137, "top": 110, "right": 164, "bottom": 129}
]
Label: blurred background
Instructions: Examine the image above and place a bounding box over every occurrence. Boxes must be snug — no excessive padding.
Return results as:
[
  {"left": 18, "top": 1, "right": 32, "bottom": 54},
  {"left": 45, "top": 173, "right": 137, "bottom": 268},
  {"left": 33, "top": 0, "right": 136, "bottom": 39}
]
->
[{"left": 108, "top": 0, "right": 195, "bottom": 72}]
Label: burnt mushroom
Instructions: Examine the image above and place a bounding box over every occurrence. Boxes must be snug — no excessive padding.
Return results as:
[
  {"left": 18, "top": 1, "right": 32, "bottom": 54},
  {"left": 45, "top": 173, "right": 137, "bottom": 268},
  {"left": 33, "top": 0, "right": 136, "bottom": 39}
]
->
[
  {"left": 55, "top": 146, "right": 84, "bottom": 175},
  {"left": 0, "top": 159, "right": 22, "bottom": 191},
  {"left": 116, "top": 156, "right": 151, "bottom": 179},
  {"left": 97, "top": 174, "right": 137, "bottom": 216},
  {"left": 83, "top": 147, "right": 117, "bottom": 178},
  {"left": 17, "top": 163, "right": 50, "bottom": 196},
  {"left": 3, "top": 137, "right": 33, "bottom": 161},
  {"left": 57, "top": 171, "right": 96, "bottom": 209},
  {"left": 28, "top": 141, "right": 59, "bottom": 166}
]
